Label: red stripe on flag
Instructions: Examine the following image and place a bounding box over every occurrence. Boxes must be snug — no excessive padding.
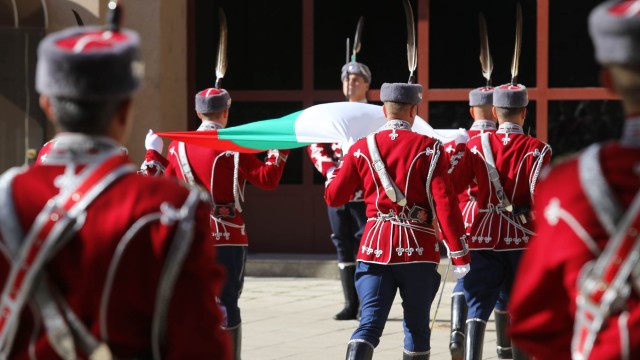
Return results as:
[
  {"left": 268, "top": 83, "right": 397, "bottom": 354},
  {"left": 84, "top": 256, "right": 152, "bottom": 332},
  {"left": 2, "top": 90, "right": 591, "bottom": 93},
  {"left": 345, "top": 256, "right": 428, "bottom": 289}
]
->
[{"left": 156, "top": 130, "right": 263, "bottom": 153}]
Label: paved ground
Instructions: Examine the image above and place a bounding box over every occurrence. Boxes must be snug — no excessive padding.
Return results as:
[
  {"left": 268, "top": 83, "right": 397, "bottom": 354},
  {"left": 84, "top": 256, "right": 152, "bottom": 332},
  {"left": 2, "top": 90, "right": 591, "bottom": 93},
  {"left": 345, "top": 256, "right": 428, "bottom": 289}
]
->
[{"left": 241, "top": 277, "right": 502, "bottom": 360}]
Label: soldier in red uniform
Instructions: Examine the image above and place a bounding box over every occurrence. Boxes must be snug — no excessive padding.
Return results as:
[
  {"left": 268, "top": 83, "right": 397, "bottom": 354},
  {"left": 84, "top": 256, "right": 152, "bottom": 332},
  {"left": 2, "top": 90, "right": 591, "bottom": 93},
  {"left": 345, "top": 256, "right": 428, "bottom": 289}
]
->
[
  {"left": 325, "top": 82, "right": 471, "bottom": 360},
  {"left": 307, "top": 61, "right": 371, "bottom": 321},
  {"left": 445, "top": 87, "right": 513, "bottom": 360},
  {"left": 142, "top": 87, "right": 289, "bottom": 359},
  {"left": 510, "top": 1, "right": 640, "bottom": 359},
  {"left": 450, "top": 82, "right": 551, "bottom": 360},
  {"left": 0, "top": 13, "right": 231, "bottom": 360}
]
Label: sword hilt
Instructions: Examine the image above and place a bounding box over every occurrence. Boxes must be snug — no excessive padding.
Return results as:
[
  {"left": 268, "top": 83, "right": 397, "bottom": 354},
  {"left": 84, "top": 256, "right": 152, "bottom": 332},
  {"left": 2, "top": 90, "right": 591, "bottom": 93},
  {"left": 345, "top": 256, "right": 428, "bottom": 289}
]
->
[{"left": 105, "top": 0, "right": 121, "bottom": 32}]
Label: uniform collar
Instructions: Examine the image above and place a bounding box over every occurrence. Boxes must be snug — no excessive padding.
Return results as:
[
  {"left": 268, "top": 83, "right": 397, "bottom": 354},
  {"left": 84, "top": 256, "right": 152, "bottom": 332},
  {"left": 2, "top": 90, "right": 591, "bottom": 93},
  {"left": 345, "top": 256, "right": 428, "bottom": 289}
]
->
[
  {"left": 497, "top": 122, "right": 524, "bottom": 134},
  {"left": 198, "top": 120, "right": 224, "bottom": 131},
  {"left": 621, "top": 116, "right": 640, "bottom": 147},
  {"left": 470, "top": 120, "right": 497, "bottom": 131},
  {"left": 52, "top": 133, "right": 122, "bottom": 152},
  {"left": 382, "top": 119, "right": 412, "bottom": 131},
  {"left": 42, "top": 133, "right": 125, "bottom": 164}
]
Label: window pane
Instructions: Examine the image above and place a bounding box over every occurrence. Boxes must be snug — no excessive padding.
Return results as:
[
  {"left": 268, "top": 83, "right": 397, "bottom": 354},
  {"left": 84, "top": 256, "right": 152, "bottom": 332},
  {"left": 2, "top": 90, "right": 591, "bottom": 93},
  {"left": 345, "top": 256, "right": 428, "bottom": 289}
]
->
[
  {"left": 549, "top": 1, "right": 601, "bottom": 87},
  {"left": 231, "top": 102, "right": 304, "bottom": 184},
  {"left": 314, "top": 0, "right": 418, "bottom": 90},
  {"left": 428, "top": 101, "right": 472, "bottom": 130},
  {"left": 195, "top": 0, "right": 302, "bottom": 90},
  {"left": 430, "top": 0, "right": 537, "bottom": 89},
  {"left": 548, "top": 100, "right": 623, "bottom": 159}
]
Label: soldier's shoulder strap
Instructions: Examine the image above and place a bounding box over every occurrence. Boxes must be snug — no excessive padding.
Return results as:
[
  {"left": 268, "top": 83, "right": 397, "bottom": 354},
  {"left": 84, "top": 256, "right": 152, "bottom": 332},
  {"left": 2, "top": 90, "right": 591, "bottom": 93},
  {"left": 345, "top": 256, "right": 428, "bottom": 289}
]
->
[
  {"left": 152, "top": 187, "right": 209, "bottom": 359},
  {"left": 481, "top": 133, "right": 511, "bottom": 212},
  {"left": 572, "top": 144, "right": 640, "bottom": 360},
  {"left": 177, "top": 142, "right": 197, "bottom": 186},
  {"left": 0, "top": 151, "right": 132, "bottom": 359},
  {"left": 579, "top": 144, "right": 623, "bottom": 236},
  {"left": 366, "top": 133, "right": 406, "bottom": 206}
]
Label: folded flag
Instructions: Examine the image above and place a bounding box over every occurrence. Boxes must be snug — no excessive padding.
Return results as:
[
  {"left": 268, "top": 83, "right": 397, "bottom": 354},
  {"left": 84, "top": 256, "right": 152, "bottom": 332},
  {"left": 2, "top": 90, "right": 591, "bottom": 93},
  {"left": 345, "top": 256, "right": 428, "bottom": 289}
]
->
[{"left": 157, "top": 102, "right": 463, "bottom": 153}]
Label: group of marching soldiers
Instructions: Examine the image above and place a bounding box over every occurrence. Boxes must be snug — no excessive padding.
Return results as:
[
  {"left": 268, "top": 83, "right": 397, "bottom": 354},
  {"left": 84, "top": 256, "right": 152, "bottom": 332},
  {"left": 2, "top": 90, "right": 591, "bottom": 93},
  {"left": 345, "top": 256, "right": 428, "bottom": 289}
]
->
[{"left": 0, "top": 0, "right": 639, "bottom": 359}]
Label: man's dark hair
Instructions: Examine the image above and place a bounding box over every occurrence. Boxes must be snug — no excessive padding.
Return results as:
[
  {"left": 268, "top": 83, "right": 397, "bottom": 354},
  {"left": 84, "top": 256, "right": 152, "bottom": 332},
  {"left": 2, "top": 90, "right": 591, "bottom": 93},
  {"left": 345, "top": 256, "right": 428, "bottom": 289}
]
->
[
  {"left": 200, "top": 111, "right": 225, "bottom": 119},
  {"left": 49, "top": 97, "right": 126, "bottom": 134},
  {"left": 495, "top": 107, "right": 524, "bottom": 119}
]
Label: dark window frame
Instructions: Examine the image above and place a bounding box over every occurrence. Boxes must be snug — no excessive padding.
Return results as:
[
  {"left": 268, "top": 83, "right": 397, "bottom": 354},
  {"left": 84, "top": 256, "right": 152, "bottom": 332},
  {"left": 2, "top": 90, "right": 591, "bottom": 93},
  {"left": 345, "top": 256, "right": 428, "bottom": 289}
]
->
[{"left": 188, "top": 0, "right": 620, "bottom": 185}]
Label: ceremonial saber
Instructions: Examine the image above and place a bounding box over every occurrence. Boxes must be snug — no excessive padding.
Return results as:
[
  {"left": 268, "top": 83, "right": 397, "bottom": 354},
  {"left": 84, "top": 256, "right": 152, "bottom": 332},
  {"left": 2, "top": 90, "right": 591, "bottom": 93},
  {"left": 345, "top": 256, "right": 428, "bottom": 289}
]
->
[
  {"left": 71, "top": 9, "right": 84, "bottom": 26},
  {"left": 345, "top": 37, "right": 350, "bottom": 101},
  {"left": 351, "top": 16, "right": 364, "bottom": 62},
  {"left": 402, "top": 0, "right": 417, "bottom": 84},
  {"left": 511, "top": 3, "right": 523, "bottom": 85},
  {"left": 105, "top": 0, "right": 121, "bottom": 32},
  {"left": 345, "top": 16, "right": 364, "bottom": 101},
  {"left": 215, "top": 8, "right": 228, "bottom": 89},
  {"left": 430, "top": 244, "right": 451, "bottom": 332},
  {"left": 346, "top": 37, "right": 350, "bottom": 65},
  {"left": 478, "top": 13, "right": 493, "bottom": 87}
]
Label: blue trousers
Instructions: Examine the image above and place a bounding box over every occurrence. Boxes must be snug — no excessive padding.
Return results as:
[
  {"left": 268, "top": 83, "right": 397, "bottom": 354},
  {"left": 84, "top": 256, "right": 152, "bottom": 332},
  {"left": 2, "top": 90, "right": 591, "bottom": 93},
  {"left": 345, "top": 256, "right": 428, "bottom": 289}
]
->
[
  {"left": 462, "top": 250, "right": 523, "bottom": 321},
  {"left": 216, "top": 246, "right": 247, "bottom": 328},
  {"left": 351, "top": 261, "right": 441, "bottom": 352},
  {"left": 327, "top": 201, "right": 367, "bottom": 263},
  {"left": 453, "top": 277, "right": 508, "bottom": 311}
]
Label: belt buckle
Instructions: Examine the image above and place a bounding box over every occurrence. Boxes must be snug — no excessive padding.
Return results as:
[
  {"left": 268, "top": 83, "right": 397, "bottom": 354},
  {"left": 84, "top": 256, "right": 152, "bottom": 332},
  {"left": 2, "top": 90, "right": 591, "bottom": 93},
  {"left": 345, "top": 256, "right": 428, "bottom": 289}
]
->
[
  {"left": 408, "top": 204, "right": 430, "bottom": 224},
  {"left": 213, "top": 204, "right": 236, "bottom": 218}
]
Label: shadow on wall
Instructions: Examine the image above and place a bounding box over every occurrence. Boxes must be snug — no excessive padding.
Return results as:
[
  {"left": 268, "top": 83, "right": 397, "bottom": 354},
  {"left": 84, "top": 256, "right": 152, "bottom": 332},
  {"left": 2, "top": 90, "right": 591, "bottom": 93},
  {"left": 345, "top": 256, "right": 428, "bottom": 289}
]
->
[{"left": 0, "top": 0, "right": 99, "bottom": 172}]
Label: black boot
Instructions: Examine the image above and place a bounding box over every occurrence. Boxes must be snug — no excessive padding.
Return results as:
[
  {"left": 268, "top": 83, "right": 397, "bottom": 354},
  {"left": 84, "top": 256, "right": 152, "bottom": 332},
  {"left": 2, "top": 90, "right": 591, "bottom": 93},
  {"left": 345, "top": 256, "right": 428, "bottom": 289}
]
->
[
  {"left": 335, "top": 265, "right": 358, "bottom": 320},
  {"left": 450, "top": 294, "right": 467, "bottom": 360},
  {"left": 494, "top": 310, "right": 512, "bottom": 359},
  {"left": 512, "top": 345, "right": 531, "bottom": 360},
  {"left": 227, "top": 324, "right": 241, "bottom": 360},
  {"left": 403, "top": 350, "right": 430, "bottom": 359},
  {"left": 345, "top": 341, "right": 373, "bottom": 360},
  {"left": 464, "top": 319, "right": 486, "bottom": 360}
]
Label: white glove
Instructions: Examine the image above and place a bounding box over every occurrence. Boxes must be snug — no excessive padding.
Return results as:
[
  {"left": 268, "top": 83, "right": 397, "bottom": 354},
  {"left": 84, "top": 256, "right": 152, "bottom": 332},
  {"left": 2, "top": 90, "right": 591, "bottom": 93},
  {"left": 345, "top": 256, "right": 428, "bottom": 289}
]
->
[
  {"left": 341, "top": 138, "right": 356, "bottom": 155},
  {"left": 452, "top": 264, "right": 471, "bottom": 280},
  {"left": 145, "top": 129, "right": 163, "bottom": 153},
  {"left": 453, "top": 129, "right": 470, "bottom": 145},
  {"left": 325, "top": 166, "right": 337, "bottom": 179}
]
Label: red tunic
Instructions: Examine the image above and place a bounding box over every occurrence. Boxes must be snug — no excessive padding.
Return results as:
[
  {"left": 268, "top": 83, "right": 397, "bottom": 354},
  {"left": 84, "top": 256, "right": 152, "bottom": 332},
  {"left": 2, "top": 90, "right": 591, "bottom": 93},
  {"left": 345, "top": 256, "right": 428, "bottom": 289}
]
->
[
  {"left": 143, "top": 121, "right": 289, "bottom": 246},
  {"left": 1, "top": 134, "right": 230, "bottom": 359},
  {"left": 444, "top": 120, "right": 497, "bottom": 234},
  {"left": 509, "top": 140, "right": 640, "bottom": 360},
  {"left": 324, "top": 120, "right": 470, "bottom": 265},
  {"left": 35, "top": 140, "right": 55, "bottom": 165},
  {"left": 450, "top": 122, "right": 551, "bottom": 251}
]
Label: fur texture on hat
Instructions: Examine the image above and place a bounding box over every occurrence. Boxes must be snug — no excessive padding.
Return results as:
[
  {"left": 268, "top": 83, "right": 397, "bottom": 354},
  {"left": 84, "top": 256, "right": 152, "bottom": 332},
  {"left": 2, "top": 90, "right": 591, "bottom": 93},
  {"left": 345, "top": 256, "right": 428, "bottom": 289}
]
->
[
  {"left": 195, "top": 88, "right": 232, "bottom": 114},
  {"left": 36, "top": 26, "right": 142, "bottom": 100},
  {"left": 493, "top": 84, "right": 529, "bottom": 108},
  {"left": 380, "top": 83, "right": 423, "bottom": 104},
  {"left": 469, "top": 87, "right": 494, "bottom": 106},
  {"left": 589, "top": 0, "right": 640, "bottom": 65},
  {"left": 341, "top": 62, "right": 372, "bottom": 83}
]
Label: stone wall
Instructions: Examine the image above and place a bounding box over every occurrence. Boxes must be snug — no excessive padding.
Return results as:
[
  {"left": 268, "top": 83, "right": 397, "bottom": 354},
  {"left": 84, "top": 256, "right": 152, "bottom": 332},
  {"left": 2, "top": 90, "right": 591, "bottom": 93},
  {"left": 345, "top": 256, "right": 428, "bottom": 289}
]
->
[{"left": 39, "top": 0, "right": 187, "bottom": 162}]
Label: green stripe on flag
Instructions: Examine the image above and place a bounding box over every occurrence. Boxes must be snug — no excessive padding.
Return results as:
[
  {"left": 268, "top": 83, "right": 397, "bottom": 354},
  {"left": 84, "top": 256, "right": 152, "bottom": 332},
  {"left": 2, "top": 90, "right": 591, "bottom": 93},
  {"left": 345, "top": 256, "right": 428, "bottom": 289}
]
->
[{"left": 218, "top": 110, "right": 311, "bottom": 150}]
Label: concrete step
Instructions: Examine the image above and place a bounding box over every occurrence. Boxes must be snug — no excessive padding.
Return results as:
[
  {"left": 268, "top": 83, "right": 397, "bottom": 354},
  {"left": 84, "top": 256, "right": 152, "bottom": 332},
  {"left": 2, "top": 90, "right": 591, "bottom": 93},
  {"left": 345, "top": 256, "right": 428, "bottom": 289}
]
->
[{"left": 246, "top": 253, "right": 456, "bottom": 281}]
